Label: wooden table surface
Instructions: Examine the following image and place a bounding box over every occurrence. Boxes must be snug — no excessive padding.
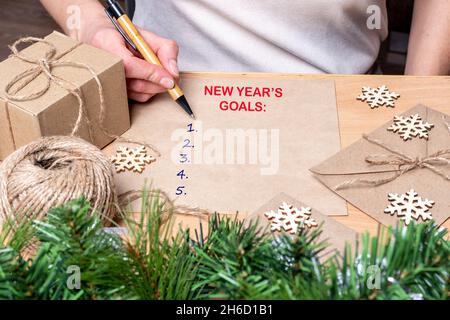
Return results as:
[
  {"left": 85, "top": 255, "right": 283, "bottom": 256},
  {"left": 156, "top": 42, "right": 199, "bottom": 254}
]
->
[{"left": 172, "top": 72, "right": 450, "bottom": 236}]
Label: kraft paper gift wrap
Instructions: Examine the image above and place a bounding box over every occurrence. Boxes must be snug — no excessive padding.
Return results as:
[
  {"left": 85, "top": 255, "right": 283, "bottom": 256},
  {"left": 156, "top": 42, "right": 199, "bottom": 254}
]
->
[
  {"left": 311, "top": 104, "right": 450, "bottom": 227},
  {"left": 106, "top": 76, "right": 347, "bottom": 216},
  {"left": 0, "top": 31, "right": 130, "bottom": 160},
  {"left": 247, "top": 193, "right": 358, "bottom": 257}
]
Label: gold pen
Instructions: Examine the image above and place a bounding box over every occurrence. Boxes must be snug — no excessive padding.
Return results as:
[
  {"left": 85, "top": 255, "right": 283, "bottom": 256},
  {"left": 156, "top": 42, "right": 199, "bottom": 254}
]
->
[{"left": 105, "top": 0, "right": 195, "bottom": 119}]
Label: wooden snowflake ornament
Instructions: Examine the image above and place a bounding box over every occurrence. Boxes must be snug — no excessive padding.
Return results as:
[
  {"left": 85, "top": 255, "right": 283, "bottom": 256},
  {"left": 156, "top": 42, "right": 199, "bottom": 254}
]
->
[
  {"left": 387, "top": 114, "right": 434, "bottom": 141},
  {"left": 384, "top": 189, "right": 434, "bottom": 225},
  {"left": 357, "top": 85, "right": 400, "bottom": 108},
  {"left": 110, "top": 146, "right": 156, "bottom": 173},
  {"left": 264, "top": 202, "right": 318, "bottom": 234}
]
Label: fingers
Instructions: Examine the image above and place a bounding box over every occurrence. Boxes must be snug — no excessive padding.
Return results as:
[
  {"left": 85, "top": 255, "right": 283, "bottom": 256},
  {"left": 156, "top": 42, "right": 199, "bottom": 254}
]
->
[
  {"left": 127, "top": 79, "right": 168, "bottom": 102},
  {"left": 123, "top": 55, "right": 175, "bottom": 89},
  {"left": 90, "top": 27, "right": 179, "bottom": 100},
  {"left": 140, "top": 29, "right": 180, "bottom": 77},
  {"left": 101, "top": 31, "right": 176, "bottom": 89},
  {"left": 127, "top": 91, "right": 153, "bottom": 103},
  {"left": 127, "top": 79, "right": 167, "bottom": 95}
]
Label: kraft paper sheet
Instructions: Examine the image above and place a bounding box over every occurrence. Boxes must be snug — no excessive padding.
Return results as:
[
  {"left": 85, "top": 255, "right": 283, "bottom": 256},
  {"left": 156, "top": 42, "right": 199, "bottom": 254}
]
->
[{"left": 107, "top": 76, "right": 346, "bottom": 216}]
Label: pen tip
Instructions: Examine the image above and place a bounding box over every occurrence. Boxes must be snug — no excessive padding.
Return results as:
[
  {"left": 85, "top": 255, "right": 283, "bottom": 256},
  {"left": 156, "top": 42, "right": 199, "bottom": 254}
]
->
[
  {"left": 190, "top": 114, "right": 196, "bottom": 120},
  {"left": 175, "top": 95, "right": 196, "bottom": 120}
]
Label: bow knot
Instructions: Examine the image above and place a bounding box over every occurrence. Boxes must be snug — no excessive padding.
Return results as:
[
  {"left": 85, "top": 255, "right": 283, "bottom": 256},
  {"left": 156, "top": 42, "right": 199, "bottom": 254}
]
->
[
  {"left": 414, "top": 157, "right": 426, "bottom": 168},
  {"left": 37, "top": 58, "right": 52, "bottom": 78},
  {"left": 335, "top": 134, "right": 450, "bottom": 190}
]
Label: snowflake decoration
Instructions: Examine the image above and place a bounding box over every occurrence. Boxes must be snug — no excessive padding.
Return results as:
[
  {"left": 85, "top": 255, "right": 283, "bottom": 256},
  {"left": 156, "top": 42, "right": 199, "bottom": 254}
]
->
[
  {"left": 387, "top": 114, "right": 434, "bottom": 141},
  {"left": 264, "top": 202, "right": 318, "bottom": 234},
  {"left": 384, "top": 189, "right": 434, "bottom": 226},
  {"left": 357, "top": 85, "right": 400, "bottom": 108},
  {"left": 110, "top": 146, "right": 156, "bottom": 173}
]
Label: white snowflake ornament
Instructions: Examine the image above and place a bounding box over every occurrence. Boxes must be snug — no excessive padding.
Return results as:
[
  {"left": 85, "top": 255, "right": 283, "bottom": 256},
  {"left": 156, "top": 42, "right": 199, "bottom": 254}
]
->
[
  {"left": 264, "top": 202, "right": 318, "bottom": 234},
  {"left": 387, "top": 114, "right": 434, "bottom": 141},
  {"left": 357, "top": 85, "right": 400, "bottom": 108},
  {"left": 384, "top": 189, "right": 434, "bottom": 225},
  {"left": 110, "top": 146, "right": 156, "bottom": 173}
]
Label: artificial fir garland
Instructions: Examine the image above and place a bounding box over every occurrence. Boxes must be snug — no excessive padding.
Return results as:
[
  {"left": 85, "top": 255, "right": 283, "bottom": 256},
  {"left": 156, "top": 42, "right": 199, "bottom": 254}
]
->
[{"left": 0, "top": 194, "right": 448, "bottom": 300}]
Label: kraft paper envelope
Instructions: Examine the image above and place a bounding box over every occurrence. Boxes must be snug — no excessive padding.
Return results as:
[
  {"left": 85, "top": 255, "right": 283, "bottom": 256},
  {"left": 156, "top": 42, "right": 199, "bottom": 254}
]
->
[
  {"left": 247, "top": 193, "right": 357, "bottom": 257},
  {"left": 311, "top": 104, "right": 450, "bottom": 227},
  {"left": 107, "top": 76, "right": 346, "bottom": 216}
]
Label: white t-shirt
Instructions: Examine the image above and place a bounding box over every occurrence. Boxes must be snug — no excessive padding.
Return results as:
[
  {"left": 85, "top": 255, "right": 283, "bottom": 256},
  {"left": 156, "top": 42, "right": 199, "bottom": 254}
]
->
[{"left": 133, "top": 0, "right": 388, "bottom": 74}]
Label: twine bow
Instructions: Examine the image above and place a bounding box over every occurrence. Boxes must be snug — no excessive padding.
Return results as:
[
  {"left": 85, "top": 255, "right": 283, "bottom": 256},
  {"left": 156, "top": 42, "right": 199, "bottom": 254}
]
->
[
  {"left": 335, "top": 130, "right": 450, "bottom": 190},
  {"left": 5, "top": 37, "right": 99, "bottom": 139},
  {"left": 4, "top": 37, "right": 160, "bottom": 156}
]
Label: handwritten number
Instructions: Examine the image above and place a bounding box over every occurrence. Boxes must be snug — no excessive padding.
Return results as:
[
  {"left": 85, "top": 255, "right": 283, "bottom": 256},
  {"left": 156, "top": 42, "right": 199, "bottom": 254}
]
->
[
  {"left": 177, "top": 170, "right": 186, "bottom": 179},
  {"left": 178, "top": 124, "right": 194, "bottom": 196},
  {"left": 183, "top": 139, "right": 194, "bottom": 148},
  {"left": 175, "top": 186, "right": 185, "bottom": 196},
  {"left": 180, "top": 153, "right": 188, "bottom": 163}
]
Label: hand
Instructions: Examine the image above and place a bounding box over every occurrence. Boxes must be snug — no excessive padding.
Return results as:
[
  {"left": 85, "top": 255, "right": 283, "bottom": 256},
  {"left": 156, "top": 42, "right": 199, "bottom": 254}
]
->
[{"left": 88, "top": 26, "right": 180, "bottom": 102}]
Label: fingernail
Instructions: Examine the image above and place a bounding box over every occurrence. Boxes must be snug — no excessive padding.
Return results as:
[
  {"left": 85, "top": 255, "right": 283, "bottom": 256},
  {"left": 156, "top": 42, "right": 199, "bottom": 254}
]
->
[
  {"left": 160, "top": 77, "right": 175, "bottom": 89},
  {"left": 169, "top": 59, "right": 179, "bottom": 76}
]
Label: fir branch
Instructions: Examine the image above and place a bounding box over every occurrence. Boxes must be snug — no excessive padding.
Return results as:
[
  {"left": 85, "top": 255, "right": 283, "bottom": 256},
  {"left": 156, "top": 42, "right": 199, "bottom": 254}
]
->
[
  {"left": 114, "top": 190, "right": 199, "bottom": 300},
  {"left": 0, "top": 192, "right": 448, "bottom": 300},
  {"left": 193, "top": 216, "right": 332, "bottom": 299},
  {"left": 192, "top": 215, "right": 277, "bottom": 299},
  {"left": 327, "top": 223, "right": 449, "bottom": 300}
]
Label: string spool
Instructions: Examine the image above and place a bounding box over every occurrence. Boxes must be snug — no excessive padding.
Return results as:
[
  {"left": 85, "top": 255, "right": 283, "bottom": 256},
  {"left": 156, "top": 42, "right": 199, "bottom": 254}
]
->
[{"left": 0, "top": 136, "right": 117, "bottom": 226}]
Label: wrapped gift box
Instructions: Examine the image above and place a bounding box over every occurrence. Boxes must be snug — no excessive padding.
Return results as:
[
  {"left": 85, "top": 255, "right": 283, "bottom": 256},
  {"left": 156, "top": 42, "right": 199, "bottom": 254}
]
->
[{"left": 0, "top": 31, "right": 130, "bottom": 160}]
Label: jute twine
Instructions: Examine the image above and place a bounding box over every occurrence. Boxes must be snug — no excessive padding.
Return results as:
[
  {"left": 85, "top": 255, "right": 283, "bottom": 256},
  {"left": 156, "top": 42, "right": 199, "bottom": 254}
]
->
[
  {"left": 335, "top": 120, "right": 450, "bottom": 190},
  {"left": 118, "top": 190, "right": 211, "bottom": 226},
  {"left": 0, "top": 136, "right": 117, "bottom": 226},
  {"left": 0, "top": 37, "right": 209, "bottom": 230}
]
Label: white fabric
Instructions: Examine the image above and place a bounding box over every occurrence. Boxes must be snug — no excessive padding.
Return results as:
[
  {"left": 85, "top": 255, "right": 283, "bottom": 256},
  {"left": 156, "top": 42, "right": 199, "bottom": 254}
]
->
[{"left": 133, "top": 0, "right": 388, "bottom": 74}]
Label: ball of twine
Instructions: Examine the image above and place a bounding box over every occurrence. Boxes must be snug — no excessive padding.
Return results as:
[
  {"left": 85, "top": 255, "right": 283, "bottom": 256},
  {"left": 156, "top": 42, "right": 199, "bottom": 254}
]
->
[{"left": 0, "top": 136, "right": 117, "bottom": 227}]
